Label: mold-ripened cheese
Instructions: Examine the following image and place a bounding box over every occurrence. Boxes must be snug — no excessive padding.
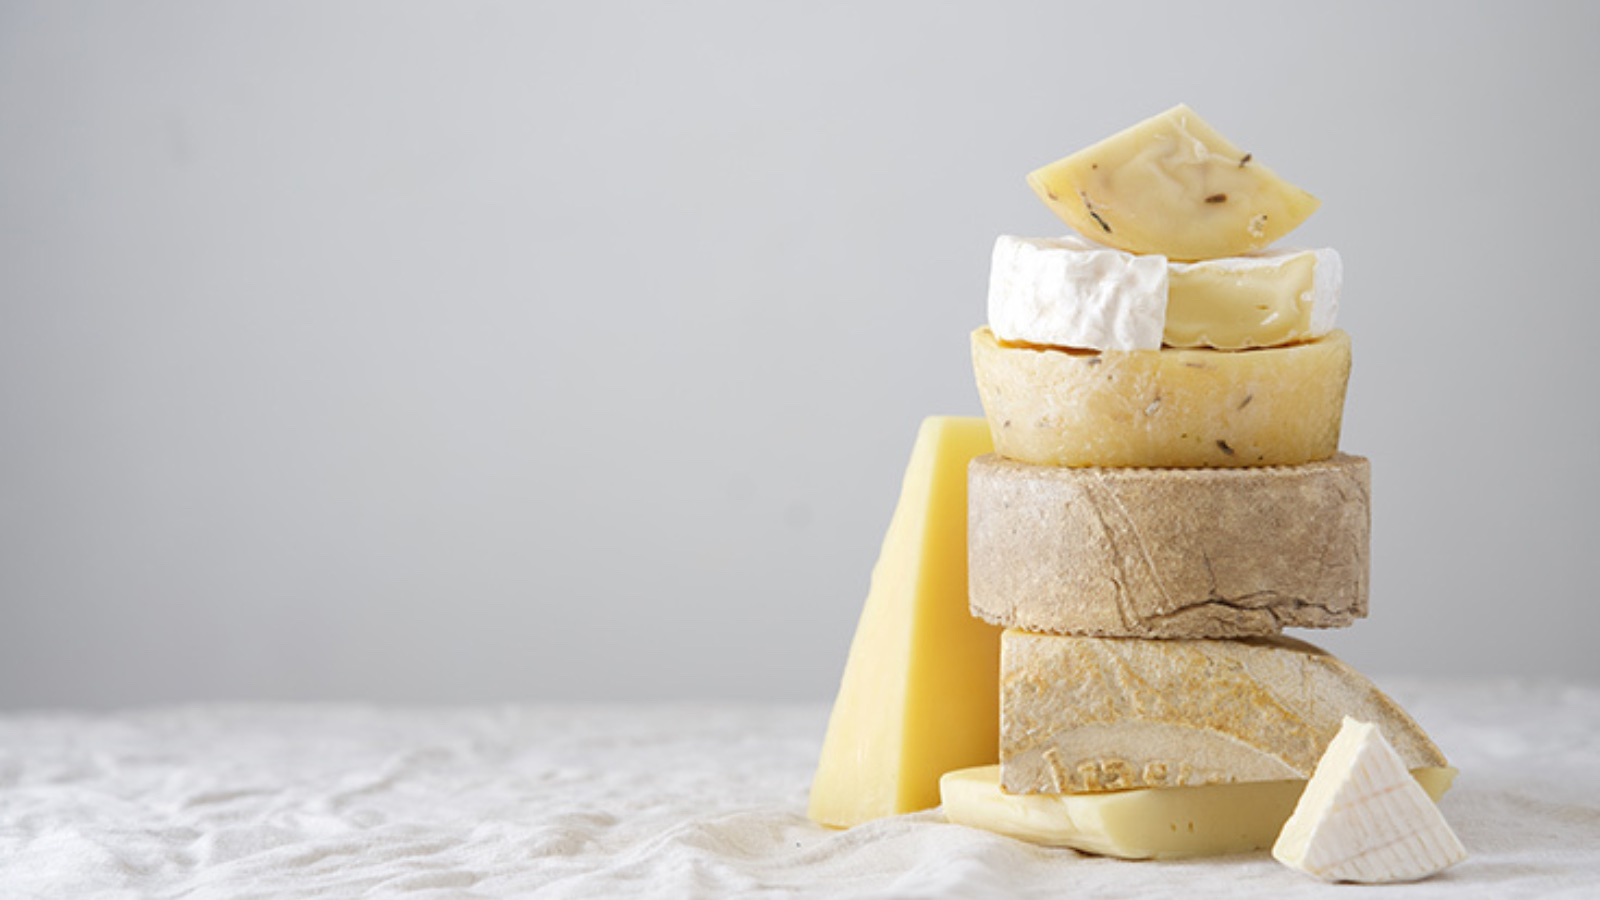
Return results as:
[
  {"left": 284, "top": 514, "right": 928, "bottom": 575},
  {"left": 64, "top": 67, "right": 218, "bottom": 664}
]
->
[
  {"left": 971, "top": 327, "right": 1350, "bottom": 468},
  {"left": 988, "top": 235, "right": 1340, "bottom": 352},
  {"left": 968, "top": 453, "right": 1368, "bottom": 639},
  {"left": 1027, "top": 104, "right": 1320, "bottom": 260},
  {"left": 999, "top": 632, "right": 1447, "bottom": 795},
  {"left": 941, "top": 764, "right": 1455, "bottom": 861},
  {"left": 1273, "top": 718, "right": 1467, "bottom": 883},
  {"left": 808, "top": 417, "right": 1003, "bottom": 828}
]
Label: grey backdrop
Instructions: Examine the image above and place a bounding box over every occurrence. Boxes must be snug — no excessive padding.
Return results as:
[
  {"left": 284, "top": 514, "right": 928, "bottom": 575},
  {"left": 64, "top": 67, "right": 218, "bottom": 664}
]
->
[{"left": 2, "top": 1, "right": 1597, "bottom": 708}]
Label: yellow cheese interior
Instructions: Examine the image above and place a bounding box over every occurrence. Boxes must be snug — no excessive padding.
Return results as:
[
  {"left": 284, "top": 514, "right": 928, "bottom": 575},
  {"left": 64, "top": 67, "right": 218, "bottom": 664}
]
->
[
  {"left": 808, "top": 416, "right": 1003, "bottom": 828},
  {"left": 1165, "top": 251, "right": 1321, "bottom": 350},
  {"left": 1027, "top": 104, "right": 1319, "bottom": 261},
  {"left": 941, "top": 764, "right": 1456, "bottom": 860}
]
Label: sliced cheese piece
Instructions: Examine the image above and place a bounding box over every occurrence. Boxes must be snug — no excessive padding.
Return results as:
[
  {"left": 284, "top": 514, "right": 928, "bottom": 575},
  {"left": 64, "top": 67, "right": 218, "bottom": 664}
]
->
[
  {"left": 1274, "top": 717, "right": 1468, "bottom": 882},
  {"left": 999, "top": 632, "right": 1447, "bottom": 795},
  {"left": 986, "top": 234, "right": 1167, "bottom": 352},
  {"left": 1166, "top": 247, "right": 1341, "bottom": 350},
  {"left": 968, "top": 453, "right": 1368, "bottom": 638},
  {"left": 1027, "top": 104, "right": 1320, "bottom": 260},
  {"left": 942, "top": 764, "right": 1455, "bottom": 861},
  {"left": 988, "top": 235, "right": 1340, "bottom": 352},
  {"left": 809, "top": 416, "right": 1003, "bottom": 828},
  {"left": 971, "top": 326, "right": 1350, "bottom": 468}
]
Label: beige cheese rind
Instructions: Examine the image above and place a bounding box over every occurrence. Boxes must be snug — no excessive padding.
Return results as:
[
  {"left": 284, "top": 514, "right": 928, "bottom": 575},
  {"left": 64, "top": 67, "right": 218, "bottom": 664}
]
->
[
  {"left": 968, "top": 453, "right": 1369, "bottom": 638},
  {"left": 999, "top": 632, "right": 1447, "bottom": 795},
  {"left": 971, "top": 326, "right": 1350, "bottom": 468}
]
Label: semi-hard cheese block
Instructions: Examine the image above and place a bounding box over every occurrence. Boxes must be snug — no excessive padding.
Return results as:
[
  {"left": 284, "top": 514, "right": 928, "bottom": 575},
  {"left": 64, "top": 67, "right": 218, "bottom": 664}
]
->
[
  {"left": 968, "top": 453, "right": 1369, "bottom": 638},
  {"left": 1027, "top": 104, "right": 1320, "bottom": 260},
  {"left": 999, "top": 632, "right": 1447, "bottom": 795},
  {"left": 988, "top": 235, "right": 1340, "bottom": 352},
  {"left": 809, "top": 416, "right": 1003, "bottom": 828},
  {"left": 971, "top": 326, "right": 1350, "bottom": 468},
  {"left": 942, "top": 764, "right": 1455, "bottom": 861},
  {"left": 1274, "top": 718, "right": 1467, "bottom": 882}
]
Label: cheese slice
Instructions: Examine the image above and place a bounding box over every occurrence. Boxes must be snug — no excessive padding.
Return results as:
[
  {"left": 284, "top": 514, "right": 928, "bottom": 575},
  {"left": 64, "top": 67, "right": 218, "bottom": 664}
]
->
[
  {"left": 988, "top": 235, "right": 1340, "bottom": 352},
  {"left": 1027, "top": 104, "right": 1320, "bottom": 260},
  {"left": 968, "top": 453, "right": 1368, "bottom": 638},
  {"left": 942, "top": 763, "right": 1456, "bottom": 861},
  {"left": 808, "top": 416, "right": 1003, "bottom": 828},
  {"left": 999, "top": 632, "right": 1448, "bottom": 794},
  {"left": 971, "top": 326, "right": 1350, "bottom": 468},
  {"left": 1274, "top": 718, "right": 1468, "bottom": 882}
]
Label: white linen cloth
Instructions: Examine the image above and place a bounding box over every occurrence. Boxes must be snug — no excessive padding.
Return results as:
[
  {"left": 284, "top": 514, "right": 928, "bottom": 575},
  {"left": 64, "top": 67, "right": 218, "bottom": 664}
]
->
[{"left": 2, "top": 679, "right": 1598, "bottom": 898}]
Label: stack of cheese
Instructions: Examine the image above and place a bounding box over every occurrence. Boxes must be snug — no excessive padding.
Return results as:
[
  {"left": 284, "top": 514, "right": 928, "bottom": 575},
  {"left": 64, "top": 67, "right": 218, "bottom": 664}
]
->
[
  {"left": 944, "top": 105, "right": 1465, "bottom": 878},
  {"left": 808, "top": 105, "right": 1465, "bottom": 883}
]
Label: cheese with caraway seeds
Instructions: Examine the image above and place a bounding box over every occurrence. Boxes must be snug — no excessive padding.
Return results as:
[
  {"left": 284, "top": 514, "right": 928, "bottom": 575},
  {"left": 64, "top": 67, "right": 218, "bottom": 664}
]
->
[
  {"left": 968, "top": 453, "right": 1368, "bottom": 638},
  {"left": 1027, "top": 104, "right": 1319, "bottom": 260},
  {"left": 1000, "top": 632, "right": 1448, "bottom": 794},
  {"left": 988, "top": 235, "right": 1341, "bottom": 352},
  {"left": 941, "top": 764, "right": 1455, "bottom": 860},
  {"left": 808, "top": 416, "right": 1003, "bottom": 828},
  {"left": 1274, "top": 717, "right": 1467, "bottom": 882},
  {"left": 971, "top": 326, "right": 1350, "bottom": 468}
]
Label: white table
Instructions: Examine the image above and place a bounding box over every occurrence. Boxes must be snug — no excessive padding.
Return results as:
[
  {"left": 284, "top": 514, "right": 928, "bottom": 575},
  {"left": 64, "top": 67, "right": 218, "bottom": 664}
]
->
[{"left": 2, "top": 680, "right": 1597, "bottom": 897}]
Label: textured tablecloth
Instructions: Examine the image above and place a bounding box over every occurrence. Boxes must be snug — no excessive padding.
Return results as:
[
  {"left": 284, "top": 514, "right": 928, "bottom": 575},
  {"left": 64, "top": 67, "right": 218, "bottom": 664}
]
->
[{"left": 2, "top": 679, "right": 1598, "bottom": 898}]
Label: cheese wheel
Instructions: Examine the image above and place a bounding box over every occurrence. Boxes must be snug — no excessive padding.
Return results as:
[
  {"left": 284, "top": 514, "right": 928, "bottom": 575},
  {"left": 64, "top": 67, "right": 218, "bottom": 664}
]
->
[
  {"left": 968, "top": 453, "right": 1369, "bottom": 639},
  {"left": 970, "top": 327, "right": 1350, "bottom": 468},
  {"left": 998, "top": 632, "right": 1448, "bottom": 795}
]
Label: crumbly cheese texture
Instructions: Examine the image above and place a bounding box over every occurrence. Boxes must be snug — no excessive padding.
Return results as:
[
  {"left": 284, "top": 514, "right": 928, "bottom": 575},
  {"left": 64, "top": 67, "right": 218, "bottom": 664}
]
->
[
  {"left": 1274, "top": 718, "right": 1468, "bottom": 883},
  {"left": 942, "top": 764, "right": 1455, "bottom": 861},
  {"left": 808, "top": 417, "right": 1003, "bottom": 828},
  {"left": 968, "top": 454, "right": 1369, "bottom": 638},
  {"left": 988, "top": 235, "right": 1340, "bottom": 352},
  {"left": 971, "top": 326, "right": 1350, "bottom": 468},
  {"left": 999, "top": 632, "right": 1448, "bottom": 795},
  {"left": 1027, "top": 104, "right": 1320, "bottom": 260}
]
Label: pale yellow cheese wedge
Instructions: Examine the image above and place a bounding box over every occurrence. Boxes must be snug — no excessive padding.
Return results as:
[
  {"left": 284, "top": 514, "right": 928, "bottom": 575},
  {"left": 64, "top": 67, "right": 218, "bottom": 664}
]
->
[
  {"left": 942, "top": 764, "right": 1456, "bottom": 860},
  {"left": 971, "top": 326, "right": 1350, "bottom": 468},
  {"left": 1027, "top": 104, "right": 1319, "bottom": 260},
  {"left": 808, "top": 416, "right": 1003, "bottom": 828}
]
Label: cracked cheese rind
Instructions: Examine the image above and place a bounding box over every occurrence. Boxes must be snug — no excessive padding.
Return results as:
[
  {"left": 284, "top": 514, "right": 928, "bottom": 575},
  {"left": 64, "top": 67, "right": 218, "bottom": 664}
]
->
[
  {"left": 808, "top": 417, "right": 1003, "bottom": 828},
  {"left": 1027, "top": 104, "right": 1319, "bottom": 261},
  {"left": 998, "top": 632, "right": 1448, "bottom": 795},
  {"left": 968, "top": 453, "right": 1368, "bottom": 638},
  {"left": 971, "top": 326, "right": 1350, "bottom": 468},
  {"left": 989, "top": 235, "right": 1341, "bottom": 352},
  {"left": 942, "top": 763, "right": 1455, "bottom": 860},
  {"left": 1273, "top": 718, "right": 1467, "bottom": 882}
]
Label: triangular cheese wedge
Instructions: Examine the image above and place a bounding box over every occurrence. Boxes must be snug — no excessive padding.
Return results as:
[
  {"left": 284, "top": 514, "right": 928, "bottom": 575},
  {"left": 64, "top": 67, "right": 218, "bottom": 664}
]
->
[
  {"left": 1274, "top": 717, "right": 1467, "bottom": 882},
  {"left": 808, "top": 416, "right": 1003, "bottom": 827}
]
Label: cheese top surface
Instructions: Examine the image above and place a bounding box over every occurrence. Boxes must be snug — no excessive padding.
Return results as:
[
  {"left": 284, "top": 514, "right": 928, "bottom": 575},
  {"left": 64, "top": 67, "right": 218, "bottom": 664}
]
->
[{"left": 1027, "top": 104, "right": 1319, "bottom": 260}]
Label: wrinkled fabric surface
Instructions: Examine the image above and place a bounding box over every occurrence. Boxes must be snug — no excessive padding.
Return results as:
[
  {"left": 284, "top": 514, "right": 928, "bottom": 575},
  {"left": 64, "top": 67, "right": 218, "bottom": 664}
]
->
[{"left": 2, "top": 679, "right": 1598, "bottom": 898}]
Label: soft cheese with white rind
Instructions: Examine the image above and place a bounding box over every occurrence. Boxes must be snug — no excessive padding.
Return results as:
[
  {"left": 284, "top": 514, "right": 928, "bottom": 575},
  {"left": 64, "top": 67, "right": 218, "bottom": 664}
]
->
[
  {"left": 968, "top": 453, "right": 1368, "bottom": 638},
  {"left": 1027, "top": 104, "right": 1320, "bottom": 260},
  {"left": 988, "top": 236, "right": 1340, "bottom": 352},
  {"left": 999, "top": 632, "right": 1448, "bottom": 794},
  {"left": 987, "top": 235, "right": 1167, "bottom": 352},
  {"left": 971, "top": 327, "right": 1350, "bottom": 468},
  {"left": 941, "top": 764, "right": 1455, "bottom": 861},
  {"left": 1274, "top": 718, "right": 1468, "bottom": 883}
]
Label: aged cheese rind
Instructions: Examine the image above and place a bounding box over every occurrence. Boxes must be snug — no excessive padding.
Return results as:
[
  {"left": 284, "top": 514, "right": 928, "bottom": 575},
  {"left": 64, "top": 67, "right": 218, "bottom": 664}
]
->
[
  {"left": 941, "top": 764, "right": 1455, "bottom": 861},
  {"left": 968, "top": 453, "right": 1369, "bottom": 638},
  {"left": 988, "top": 236, "right": 1341, "bottom": 352},
  {"left": 808, "top": 417, "right": 1003, "bottom": 828},
  {"left": 999, "top": 632, "right": 1447, "bottom": 795},
  {"left": 1027, "top": 104, "right": 1320, "bottom": 260},
  {"left": 1273, "top": 718, "right": 1467, "bottom": 882},
  {"left": 971, "top": 326, "right": 1350, "bottom": 468}
]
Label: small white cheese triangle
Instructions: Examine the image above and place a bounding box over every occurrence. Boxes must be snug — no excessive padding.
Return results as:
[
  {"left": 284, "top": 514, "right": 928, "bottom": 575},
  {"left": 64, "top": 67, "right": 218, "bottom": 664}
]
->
[{"left": 1273, "top": 716, "right": 1467, "bottom": 883}]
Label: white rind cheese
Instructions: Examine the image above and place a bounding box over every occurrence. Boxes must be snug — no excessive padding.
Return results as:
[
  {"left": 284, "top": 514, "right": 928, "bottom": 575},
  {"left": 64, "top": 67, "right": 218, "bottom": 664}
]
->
[
  {"left": 1166, "top": 247, "right": 1342, "bottom": 350},
  {"left": 1273, "top": 717, "right": 1468, "bottom": 883}
]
